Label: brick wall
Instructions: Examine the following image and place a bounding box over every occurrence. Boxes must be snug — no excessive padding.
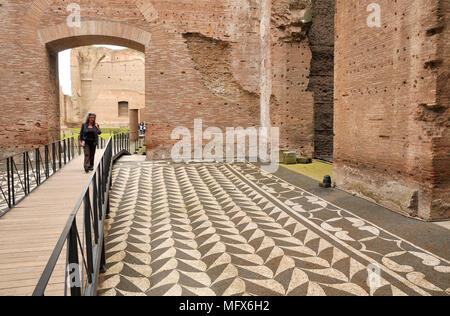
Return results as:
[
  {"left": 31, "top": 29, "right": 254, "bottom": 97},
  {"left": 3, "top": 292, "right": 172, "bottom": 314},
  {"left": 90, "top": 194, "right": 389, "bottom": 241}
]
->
[
  {"left": 334, "top": 0, "right": 449, "bottom": 220},
  {"left": 69, "top": 47, "right": 145, "bottom": 127},
  {"left": 270, "top": 0, "right": 315, "bottom": 158},
  {"left": 1, "top": 0, "right": 446, "bottom": 220},
  {"left": 0, "top": 0, "right": 315, "bottom": 161}
]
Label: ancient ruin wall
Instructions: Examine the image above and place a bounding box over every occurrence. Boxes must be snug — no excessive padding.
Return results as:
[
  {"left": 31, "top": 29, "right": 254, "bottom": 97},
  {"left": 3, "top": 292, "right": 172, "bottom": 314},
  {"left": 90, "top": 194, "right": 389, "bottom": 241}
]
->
[
  {"left": 145, "top": 0, "right": 263, "bottom": 158},
  {"left": 59, "top": 86, "right": 75, "bottom": 128},
  {"left": 334, "top": 0, "right": 449, "bottom": 220},
  {"left": 0, "top": 0, "right": 263, "bottom": 159},
  {"left": 431, "top": 0, "right": 450, "bottom": 220},
  {"left": 70, "top": 47, "right": 145, "bottom": 127},
  {"left": 182, "top": 33, "right": 260, "bottom": 120},
  {"left": 308, "top": 0, "right": 335, "bottom": 160},
  {"left": 0, "top": 0, "right": 318, "bottom": 160},
  {"left": 269, "top": 0, "right": 315, "bottom": 158}
]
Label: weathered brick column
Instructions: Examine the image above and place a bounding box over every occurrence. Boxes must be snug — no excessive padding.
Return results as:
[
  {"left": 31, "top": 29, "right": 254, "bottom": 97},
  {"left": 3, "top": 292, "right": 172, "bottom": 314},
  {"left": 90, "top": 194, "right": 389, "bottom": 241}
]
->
[{"left": 77, "top": 47, "right": 107, "bottom": 119}]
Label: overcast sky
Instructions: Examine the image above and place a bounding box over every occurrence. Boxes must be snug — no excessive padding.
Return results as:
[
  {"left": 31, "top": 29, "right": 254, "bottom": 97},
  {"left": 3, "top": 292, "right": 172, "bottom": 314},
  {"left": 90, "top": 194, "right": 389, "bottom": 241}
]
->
[{"left": 58, "top": 45, "right": 126, "bottom": 95}]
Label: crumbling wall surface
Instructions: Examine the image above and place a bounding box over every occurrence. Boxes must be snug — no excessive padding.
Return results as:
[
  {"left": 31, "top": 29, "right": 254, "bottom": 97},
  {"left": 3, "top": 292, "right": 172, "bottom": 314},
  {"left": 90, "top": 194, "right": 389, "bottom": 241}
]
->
[
  {"left": 0, "top": 0, "right": 318, "bottom": 160},
  {"left": 334, "top": 0, "right": 450, "bottom": 220},
  {"left": 0, "top": 0, "right": 263, "bottom": 159},
  {"left": 182, "top": 33, "right": 260, "bottom": 119},
  {"left": 269, "top": 0, "right": 315, "bottom": 158},
  {"left": 308, "top": 0, "right": 335, "bottom": 161}
]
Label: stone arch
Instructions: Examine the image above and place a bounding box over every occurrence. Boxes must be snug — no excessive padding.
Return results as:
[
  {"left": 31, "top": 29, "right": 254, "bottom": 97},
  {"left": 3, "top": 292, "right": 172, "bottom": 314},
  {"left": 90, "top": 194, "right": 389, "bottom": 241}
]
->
[
  {"left": 38, "top": 20, "right": 152, "bottom": 53},
  {"left": 22, "top": 0, "right": 159, "bottom": 45}
]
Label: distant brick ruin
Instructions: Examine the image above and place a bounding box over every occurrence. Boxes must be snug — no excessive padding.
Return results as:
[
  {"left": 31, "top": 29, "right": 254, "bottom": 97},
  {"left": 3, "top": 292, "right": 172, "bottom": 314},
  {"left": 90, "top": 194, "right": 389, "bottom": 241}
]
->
[
  {"left": 61, "top": 47, "right": 145, "bottom": 128},
  {"left": 0, "top": 0, "right": 448, "bottom": 220}
]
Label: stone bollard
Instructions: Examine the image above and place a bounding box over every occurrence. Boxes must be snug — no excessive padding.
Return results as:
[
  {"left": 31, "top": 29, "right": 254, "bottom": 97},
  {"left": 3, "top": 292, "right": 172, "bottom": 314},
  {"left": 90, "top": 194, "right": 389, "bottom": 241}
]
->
[{"left": 319, "top": 175, "right": 332, "bottom": 188}]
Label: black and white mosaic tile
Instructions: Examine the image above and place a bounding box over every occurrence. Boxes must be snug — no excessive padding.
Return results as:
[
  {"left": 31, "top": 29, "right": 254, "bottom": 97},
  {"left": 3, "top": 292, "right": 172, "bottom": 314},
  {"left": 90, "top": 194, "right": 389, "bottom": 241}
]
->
[{"left": 98, "top": 161, "right": 449, "bottom": 296}]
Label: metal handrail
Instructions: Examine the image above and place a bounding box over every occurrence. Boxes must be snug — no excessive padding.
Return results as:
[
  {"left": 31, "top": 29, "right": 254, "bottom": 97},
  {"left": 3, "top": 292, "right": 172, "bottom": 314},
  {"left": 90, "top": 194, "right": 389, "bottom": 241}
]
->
[
  {"left": 0, "top": 136, "right": 82, "bottom": 218},
  {"left": 32, "top": 133, "right": 130, "bottom": 296},
  {"left": 0, "top": 133, "right": 121, "bottom": 218}
]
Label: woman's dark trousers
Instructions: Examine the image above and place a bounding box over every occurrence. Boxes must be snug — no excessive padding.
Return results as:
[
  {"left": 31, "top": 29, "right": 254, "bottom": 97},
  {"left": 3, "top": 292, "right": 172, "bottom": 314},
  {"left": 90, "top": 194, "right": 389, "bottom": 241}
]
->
[{"left": 83, "top": 141, "right": 96, "bottom": 171}]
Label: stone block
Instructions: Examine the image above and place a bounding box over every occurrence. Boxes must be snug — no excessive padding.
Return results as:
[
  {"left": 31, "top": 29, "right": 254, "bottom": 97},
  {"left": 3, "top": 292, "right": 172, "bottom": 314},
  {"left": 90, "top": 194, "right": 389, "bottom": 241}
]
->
[
  {"left": 283, "top": 152, "right": 298, "bottom": 164},
  {"left": 297, "top": 157, "right": 312, "bottom": 164}
]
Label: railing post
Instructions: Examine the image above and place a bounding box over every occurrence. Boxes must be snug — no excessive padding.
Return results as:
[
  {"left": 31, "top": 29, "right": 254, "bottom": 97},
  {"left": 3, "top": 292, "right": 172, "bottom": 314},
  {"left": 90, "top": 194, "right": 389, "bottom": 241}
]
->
[
  {"left": 58, "top": 141, "right": 62, "bottom": 169},
  {"left": 26, "top": 152, "right": 30, "bottom": 194},
  {"left": 100, "top": 238, "right": 106, "bottom": 274},
  {"left": 72, "top": 137, "right": 74, "bottom": 159},
  {"left": 106, "top": 195, "right": 110, "bottom": 216},
  {"left": 11, "top": 157, "right": 15, "bottom": 206},
  {"left": 35, "top": 148, "right": 40, "bottom": 185},
  {"left": 67, "top": 138, "right": 71, "bottom": 162},
  {"left": 45, "top": 145, "right": 49, "bottom": 179},
  {"left": 67, "top": 221, "right": 82, "bottom": 296},
  {"left": 97, "top": 170, "right": 103, "bottom": 221},
  {"left": 52, "top": 143, "right": 56, "bottom": 174},
  {"left": 23, "top": 152, "right": 28, "bottom": 195},
  {"left": 84, "top": 191, "right": 94, "bottom": 285},
  {"left": 101, "top": 157, "right": 104, "bottom": 194},
  {"left": 6, "top": 157, "right": 11, "bottom": 209},
  {"left": 63, "top": 139, "right": 67, "bottom": 165},
  {"left": 92, "top": 177, "right": 99, "bottom": 244}
]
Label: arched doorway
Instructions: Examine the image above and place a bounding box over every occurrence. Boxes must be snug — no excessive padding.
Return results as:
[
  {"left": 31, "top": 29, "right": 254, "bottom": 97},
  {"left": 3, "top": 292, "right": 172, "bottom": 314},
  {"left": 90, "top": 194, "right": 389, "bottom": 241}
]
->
[{"left": 38, "top": 20, "right": 151, "bottom": 146}]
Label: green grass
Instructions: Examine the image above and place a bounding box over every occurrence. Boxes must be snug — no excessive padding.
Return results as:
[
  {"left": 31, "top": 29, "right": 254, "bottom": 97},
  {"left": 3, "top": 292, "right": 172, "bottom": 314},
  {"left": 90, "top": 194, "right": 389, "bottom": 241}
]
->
[{"left": 281, "top": 160, "right": 333, "bottom": 182}]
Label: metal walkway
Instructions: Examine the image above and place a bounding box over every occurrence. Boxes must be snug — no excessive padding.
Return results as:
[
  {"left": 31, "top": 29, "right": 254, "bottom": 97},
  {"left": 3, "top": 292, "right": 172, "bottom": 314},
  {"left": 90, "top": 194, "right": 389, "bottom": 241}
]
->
[
  {"left": 0, "top": 151, "right": 104, "bottom": 296},
  {"left": 0, "top": 134, "right": 139, "bottom": 296}
]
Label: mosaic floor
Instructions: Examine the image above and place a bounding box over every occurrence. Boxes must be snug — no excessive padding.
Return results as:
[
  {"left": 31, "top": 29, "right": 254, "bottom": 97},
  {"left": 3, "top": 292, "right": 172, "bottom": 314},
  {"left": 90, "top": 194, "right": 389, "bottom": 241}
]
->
[{"left": 98, "top": 161, "right": 450, "bottom": 296}]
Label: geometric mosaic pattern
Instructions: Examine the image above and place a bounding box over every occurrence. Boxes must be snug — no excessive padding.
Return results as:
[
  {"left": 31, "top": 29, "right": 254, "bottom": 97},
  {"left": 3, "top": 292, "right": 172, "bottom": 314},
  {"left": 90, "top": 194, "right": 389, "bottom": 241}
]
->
[
  {"left": 234, "top": 163, "right": 450, "bottom": 296},
  {"left": 98, "top": 161, "right": 450, "bottom": 296}
]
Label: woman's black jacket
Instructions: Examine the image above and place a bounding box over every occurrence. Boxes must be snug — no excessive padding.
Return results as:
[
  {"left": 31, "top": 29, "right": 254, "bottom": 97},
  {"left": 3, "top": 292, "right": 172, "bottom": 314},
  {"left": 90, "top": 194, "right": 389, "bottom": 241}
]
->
[{"left": 79, "top": 124, "right": 102, "bottom": 146}]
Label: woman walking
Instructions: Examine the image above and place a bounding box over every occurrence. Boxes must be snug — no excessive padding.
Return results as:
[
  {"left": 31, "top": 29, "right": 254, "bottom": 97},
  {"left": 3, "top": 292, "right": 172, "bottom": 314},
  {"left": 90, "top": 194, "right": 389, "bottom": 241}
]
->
[{"left": 79, "top": 113, "right": 102, "bottom": 173}]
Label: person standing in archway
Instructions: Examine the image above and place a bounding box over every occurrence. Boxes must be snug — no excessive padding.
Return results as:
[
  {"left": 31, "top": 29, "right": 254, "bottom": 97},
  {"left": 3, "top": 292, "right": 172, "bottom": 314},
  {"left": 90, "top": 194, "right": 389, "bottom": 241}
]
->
[{"left": 79, "top": 113, "right": 102, "bottom": 173}]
